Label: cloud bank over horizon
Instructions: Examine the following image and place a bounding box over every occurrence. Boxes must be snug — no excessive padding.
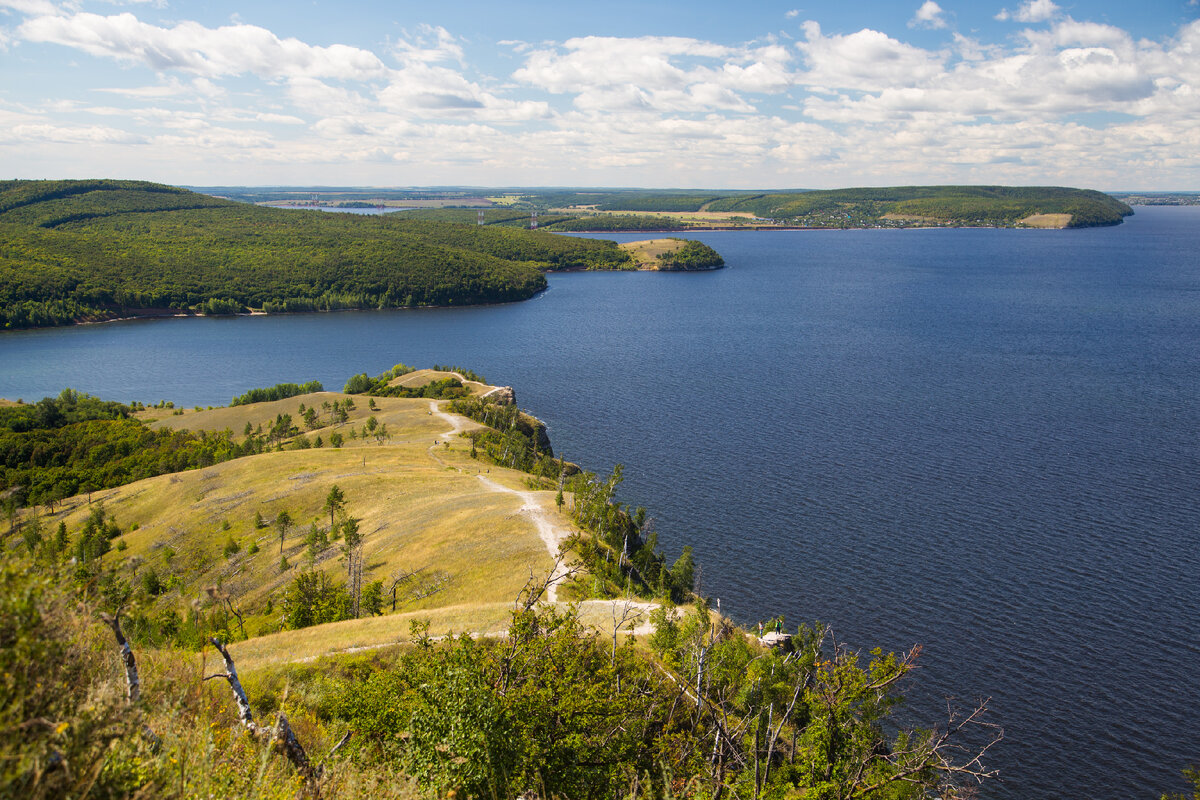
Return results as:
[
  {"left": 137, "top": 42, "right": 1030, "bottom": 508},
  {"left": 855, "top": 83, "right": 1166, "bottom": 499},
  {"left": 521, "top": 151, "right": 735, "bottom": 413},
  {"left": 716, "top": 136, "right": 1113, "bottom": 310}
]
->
[{"left": 1, "top": 0, "right": 1197, "bottom": 189}]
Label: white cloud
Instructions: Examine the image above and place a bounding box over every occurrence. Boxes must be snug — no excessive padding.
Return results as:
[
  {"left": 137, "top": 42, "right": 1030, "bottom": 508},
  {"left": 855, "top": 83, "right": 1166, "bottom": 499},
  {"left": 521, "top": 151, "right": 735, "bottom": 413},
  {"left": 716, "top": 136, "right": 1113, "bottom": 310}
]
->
[
  {"left": 0, "top": 0, "right": 59, "bottom": 15},
  {"left": 796, "top": 21, "right": 945, "bottom": 91},
  {"left": 910, "top": 1, "right": 947, "bottom": 30},
  {"left": 95, "top": 76, "right": 224, "bottom": 98},
  {"left": 19, "top": 12, "right": 389, "bottom": 80},
  {"left": 394, "top": 23, "right": 464, "bottom": 66},
  {"left": 997, "top": 0, "right": 1060, "bottom": 23},
  {"left": 512, "top": 35, "right": 792, "bottom": 114},
  {"left": 0, "top": 121, "right": 147, "bottom": 144},
  {"left": 2, "top": 5, "right": 1199, "bottom": 188}
]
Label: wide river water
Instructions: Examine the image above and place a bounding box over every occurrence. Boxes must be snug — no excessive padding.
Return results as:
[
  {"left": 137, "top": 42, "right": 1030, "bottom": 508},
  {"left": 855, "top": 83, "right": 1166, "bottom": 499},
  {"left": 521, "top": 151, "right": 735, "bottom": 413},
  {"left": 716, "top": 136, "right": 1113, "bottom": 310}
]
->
[{"left": 3, "top": 206, "right": 1198, "bottom": 798}]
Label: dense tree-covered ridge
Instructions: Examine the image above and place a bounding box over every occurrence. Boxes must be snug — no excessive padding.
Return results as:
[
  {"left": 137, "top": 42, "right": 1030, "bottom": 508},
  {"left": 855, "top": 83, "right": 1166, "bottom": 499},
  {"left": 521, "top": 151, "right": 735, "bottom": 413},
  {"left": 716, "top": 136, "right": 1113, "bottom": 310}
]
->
[
  {"left": 543, "top": 214, "right": 687, "bottom": 232},
  {"left": 0, "top": 180, "right": 632, "bottom": 330},
  {"left": 702, "top": 185, "right": 1133, "bottom": 226},
  {"left": 531, "top": 185, "right": 1132, "bottom": 228}
]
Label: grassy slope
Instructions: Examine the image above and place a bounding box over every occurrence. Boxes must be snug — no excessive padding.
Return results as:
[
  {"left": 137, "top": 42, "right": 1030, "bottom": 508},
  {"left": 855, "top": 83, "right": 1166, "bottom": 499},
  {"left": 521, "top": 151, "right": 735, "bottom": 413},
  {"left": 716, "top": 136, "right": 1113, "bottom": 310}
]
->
[{"left": 50, "top": 380, "right": 573, "bottom": 665}]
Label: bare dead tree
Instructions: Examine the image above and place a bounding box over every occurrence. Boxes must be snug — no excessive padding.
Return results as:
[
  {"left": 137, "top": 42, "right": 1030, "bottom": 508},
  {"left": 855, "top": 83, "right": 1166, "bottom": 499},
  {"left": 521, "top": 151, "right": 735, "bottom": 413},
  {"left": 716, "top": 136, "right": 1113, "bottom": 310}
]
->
[
  {"left": 515, "top": 555, "right": 582, "bottom": 612},
  {"left": 100, "top": 611, "right": 161, "bottom": 749},
  {"left": 204, "top": 638, "right": 318, "bottom": 781},
  {"left": 99, "top": 612, "right": 140, "bottom": 704}
]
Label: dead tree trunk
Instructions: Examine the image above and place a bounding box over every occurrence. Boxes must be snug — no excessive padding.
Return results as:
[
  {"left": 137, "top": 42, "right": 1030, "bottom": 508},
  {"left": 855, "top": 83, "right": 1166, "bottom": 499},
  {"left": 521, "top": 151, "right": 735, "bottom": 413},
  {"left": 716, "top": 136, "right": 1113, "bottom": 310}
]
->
[
  {"left": 205, "top": 638, "right": 318, "bottom": 780},
  {"left": 101, "top": 613, "right": 140, "bottom": 703},
  {"left": 101, "top": 612, "right": 160, "bottom": 748}
]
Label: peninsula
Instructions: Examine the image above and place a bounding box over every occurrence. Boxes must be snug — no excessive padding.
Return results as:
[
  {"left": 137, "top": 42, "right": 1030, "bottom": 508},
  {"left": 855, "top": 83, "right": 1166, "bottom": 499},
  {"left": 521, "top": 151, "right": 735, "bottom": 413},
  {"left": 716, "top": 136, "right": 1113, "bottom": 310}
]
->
[{"left": 1, "top": 366, "right": 1002, "bottom": 799}]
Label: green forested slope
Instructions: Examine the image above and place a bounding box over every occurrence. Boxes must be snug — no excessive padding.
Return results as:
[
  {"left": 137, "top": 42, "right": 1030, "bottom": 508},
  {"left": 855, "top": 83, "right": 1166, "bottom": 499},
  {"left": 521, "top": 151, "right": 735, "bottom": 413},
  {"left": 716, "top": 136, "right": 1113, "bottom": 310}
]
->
[
  {"left": 702, "top": 185, "right": 1133, "bottom": 226},
  {"left": 0, "top": 180, "right": 630, "bottom": 329}
]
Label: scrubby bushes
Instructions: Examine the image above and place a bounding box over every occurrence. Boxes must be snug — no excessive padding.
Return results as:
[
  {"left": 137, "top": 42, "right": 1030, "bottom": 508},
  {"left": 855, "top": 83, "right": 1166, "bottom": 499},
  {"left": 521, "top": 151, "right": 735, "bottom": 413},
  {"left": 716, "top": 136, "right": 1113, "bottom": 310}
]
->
[{"left": 231, "top": 380, "right": 324, "bottom": 406}]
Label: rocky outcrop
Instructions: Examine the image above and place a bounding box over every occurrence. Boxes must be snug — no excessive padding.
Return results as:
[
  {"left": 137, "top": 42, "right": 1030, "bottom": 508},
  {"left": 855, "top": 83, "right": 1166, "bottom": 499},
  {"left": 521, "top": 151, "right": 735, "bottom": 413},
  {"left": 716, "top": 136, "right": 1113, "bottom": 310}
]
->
[{"left": 480, "top": 385, "right": 516, "bottom": 405}]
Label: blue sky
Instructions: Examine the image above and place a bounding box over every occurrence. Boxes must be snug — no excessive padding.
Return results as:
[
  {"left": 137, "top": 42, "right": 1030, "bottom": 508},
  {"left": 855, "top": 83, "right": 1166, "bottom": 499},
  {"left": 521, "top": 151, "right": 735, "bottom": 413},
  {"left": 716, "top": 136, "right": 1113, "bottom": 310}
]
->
[{"left": 2, "top": 0, "right": 1198, "bottom": 189}]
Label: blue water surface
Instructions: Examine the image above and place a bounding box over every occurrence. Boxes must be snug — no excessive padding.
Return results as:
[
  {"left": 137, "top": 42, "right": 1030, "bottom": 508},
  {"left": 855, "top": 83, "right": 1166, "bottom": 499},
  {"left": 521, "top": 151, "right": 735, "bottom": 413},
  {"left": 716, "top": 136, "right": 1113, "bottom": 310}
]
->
[{"left": 2, "top": 206, "right": 1198, "bottom": 799}]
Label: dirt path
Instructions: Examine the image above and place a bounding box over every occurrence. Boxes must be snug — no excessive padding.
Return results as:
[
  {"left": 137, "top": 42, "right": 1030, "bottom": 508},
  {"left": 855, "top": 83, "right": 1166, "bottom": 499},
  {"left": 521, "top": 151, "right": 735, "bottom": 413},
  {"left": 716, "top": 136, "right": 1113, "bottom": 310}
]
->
[
  {"left": 476, "top": 475, "right": 571, "bottom": 603},
  {"left": 429, "top": 399, "right": 474, "bottom": 436},
  {"left": 428, "top": 399, "right": 659, "bottom": 624}
]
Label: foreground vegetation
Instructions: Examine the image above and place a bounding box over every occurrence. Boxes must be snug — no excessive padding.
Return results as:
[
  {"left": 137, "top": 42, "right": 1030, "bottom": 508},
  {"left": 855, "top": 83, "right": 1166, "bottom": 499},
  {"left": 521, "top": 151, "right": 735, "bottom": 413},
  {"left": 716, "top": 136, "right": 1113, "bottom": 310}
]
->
[{"left": 2, "top": 551, "right": 1008, "bottom": 800}]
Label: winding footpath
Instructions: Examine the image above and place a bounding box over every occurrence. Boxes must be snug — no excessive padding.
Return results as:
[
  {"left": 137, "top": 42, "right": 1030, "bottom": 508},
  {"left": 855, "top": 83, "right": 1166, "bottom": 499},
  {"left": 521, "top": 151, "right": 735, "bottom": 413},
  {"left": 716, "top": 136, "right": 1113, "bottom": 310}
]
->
[{"left": 428, "top": 400, "right": 657, "bottom": 633}]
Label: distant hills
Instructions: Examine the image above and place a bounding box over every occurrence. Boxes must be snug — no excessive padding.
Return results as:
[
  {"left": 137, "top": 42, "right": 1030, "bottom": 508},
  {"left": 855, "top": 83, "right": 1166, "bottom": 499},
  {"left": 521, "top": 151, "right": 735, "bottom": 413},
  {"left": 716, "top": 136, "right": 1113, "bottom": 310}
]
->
[
  {"left": 527, "top": 185, "right": 1134, "bottom": 229},
  {"left": 206, "top": 184, "right": 1134, "bottom": 231},
  {"left": 0, "top": 180, "right": 1133, "bottom": 330},
  {"left": 0, "top": 180, "right": 629, "bottom": 330}
]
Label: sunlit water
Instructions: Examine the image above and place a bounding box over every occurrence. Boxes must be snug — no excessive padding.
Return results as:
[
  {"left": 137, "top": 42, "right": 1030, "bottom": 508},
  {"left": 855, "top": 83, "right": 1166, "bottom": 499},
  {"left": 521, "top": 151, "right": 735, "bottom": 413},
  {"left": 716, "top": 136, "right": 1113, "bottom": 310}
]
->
[{"left": 3, "top": 207, "right": 1198, "bottom": 798}]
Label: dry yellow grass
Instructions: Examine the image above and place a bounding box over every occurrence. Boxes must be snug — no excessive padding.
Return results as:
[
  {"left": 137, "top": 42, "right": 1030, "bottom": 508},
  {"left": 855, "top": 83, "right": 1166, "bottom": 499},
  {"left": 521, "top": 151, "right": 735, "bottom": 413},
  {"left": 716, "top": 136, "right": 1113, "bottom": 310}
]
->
[
  {"left": 1018, "top": 213, "right": 1073, "bottom": 228},
  {"left": 618, "top": 239, "right": 688, "bottom": 270},
  {"left": 51, "top": 395, "right": 574, "bottom": 643},
  {"left": 227, "top": 602, "right": 516, "bottom": 671},
  {"left": 387, "top": 368, "right": 493, "bottom": 396}
]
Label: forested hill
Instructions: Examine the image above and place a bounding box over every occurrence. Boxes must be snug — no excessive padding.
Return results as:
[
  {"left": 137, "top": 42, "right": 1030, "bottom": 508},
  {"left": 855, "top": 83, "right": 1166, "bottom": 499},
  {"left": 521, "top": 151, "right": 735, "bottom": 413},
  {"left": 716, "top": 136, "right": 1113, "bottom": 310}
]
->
[
  {"left": 0, "top": 179, "right": 631, "bottom": 330},
  {"left": 536, "top": 185, "right": 1133, "bottom": 228},
  {"left": 701, "top": 185, "right": 1134, "bottom": 227}
]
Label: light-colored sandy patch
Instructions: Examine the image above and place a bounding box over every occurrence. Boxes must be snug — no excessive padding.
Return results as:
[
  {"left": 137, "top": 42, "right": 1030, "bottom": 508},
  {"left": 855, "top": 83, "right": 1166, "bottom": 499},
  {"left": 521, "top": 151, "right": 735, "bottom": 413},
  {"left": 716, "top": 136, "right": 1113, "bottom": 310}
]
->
[{"left": 1018, "top": 213, "right": 1073, "bottom": 229}]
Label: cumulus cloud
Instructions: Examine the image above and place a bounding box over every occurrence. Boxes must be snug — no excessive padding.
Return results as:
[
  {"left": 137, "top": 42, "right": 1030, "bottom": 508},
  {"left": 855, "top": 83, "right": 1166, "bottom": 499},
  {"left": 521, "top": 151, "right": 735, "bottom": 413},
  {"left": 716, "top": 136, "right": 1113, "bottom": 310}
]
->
[
  {"left": 996, "top": 0, "right": 1060, "bottom": 23},
  {"left": 512, "top": 35, "right": 792, "bottom": 114},
  {"left": 394, "top": 23, "right": 464, "bottom": 66},
  {"left": 796, "top": 21, "right": 945, "bottom": 91},
  {"left": 19, "top": 12, "right": 389, "bottom": 80},
  {"left": 0, "top": 0, "right": 59, "bottom": 15},
  {"left": 2, "top": 4, "right": 1199, "bottom": 187},
  {"left": 910, "top": 1, "right": 947, "bottom": 30}
]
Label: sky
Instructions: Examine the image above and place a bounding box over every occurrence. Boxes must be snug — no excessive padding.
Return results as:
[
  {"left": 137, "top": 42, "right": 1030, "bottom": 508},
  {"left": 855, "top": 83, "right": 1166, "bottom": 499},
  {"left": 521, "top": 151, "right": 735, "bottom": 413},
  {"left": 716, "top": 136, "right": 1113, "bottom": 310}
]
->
[{"left": 1, "top": 0, "right": 1197, "bottom": 190}]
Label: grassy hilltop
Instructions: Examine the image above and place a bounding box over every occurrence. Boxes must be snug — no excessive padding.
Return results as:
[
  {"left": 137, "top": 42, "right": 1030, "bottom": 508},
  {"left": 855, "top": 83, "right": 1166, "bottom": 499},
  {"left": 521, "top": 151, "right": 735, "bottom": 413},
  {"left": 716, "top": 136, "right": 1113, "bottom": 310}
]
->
[
  {"left": 0, "top": 366, "right": 1011, "bottom": 799},
  {"left": 0, "top": 180, "right": 631, "bottom": 330}
]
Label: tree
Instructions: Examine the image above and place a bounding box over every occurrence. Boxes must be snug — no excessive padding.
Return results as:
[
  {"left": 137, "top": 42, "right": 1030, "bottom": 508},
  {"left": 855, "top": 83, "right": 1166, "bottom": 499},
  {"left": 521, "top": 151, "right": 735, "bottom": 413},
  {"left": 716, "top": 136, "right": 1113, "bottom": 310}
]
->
[
  {"left": 361, "top": 580, "right": 384, "bottom": 616},
  {"left": 323, "top": 485, "right": 345, "bottom": 531},
  {"left": 274, "top": 510, "right": 293, "bottom": 556},
  {"left": 342, "top": 517, "right": 364, "bottom": 617},
  {"left": 669, "top": 545, "right": 695, "bottom": 601},
  {"left": 281, "top": 570, "right": 351, "bottom": 629}
]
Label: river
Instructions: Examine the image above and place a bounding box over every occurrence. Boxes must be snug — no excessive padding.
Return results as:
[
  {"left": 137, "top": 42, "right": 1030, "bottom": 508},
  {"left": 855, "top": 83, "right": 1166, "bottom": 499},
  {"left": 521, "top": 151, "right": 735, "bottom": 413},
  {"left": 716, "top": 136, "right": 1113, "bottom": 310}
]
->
[{"left": 2, "top": 206, "right": 1198, "bottom": 798}]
